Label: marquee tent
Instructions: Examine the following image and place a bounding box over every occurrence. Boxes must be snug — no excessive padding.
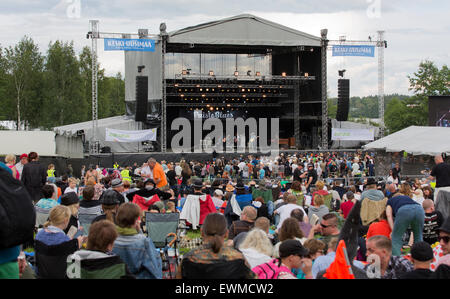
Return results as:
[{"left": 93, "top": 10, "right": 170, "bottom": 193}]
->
[{"left": 363, "top": 126, "right": 450, "bottom": 156}]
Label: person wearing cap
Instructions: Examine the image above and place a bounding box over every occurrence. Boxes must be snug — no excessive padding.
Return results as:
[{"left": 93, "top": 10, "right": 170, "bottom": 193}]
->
[
  {"left": 60, "top": 191, "right": 81, "bottom": 235},
  {"left": 399, "top": 241, "right": 434, "bottom": 279},
  {"left": 92, "top": 189, "right": 121, "bottom": 224},
  {"left": 109, "top": 178, "right": 127, "bottom": 205},
  {"left": 304, "top": 163, "right": 318, "bottom": 193},
  {"left": 179, "top": 179, "right": 216, "bottom": 230},
  {"left": 361, "top": 177, "right": 385, "bottom": 202},
  {"left": 125, "top": 178, "right": 173, "bottom": 204},
  {"left": 256, "top": 239, "right": 312, "bottom": 279},
  {"left": 14, "top": 153, "right": 28, "bottom": 180}
]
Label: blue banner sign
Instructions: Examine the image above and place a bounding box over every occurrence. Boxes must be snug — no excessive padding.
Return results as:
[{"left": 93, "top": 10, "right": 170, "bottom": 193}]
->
[
  {"left": 332, "top": 45, "right": 375, "bottom": 57},
  {"left": 104, "top": 38, "right": 155, "bottom": 52}
]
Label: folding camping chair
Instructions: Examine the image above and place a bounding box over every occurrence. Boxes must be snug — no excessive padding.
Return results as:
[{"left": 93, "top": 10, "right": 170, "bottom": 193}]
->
[
  {"left": 145, "top": 212, "right": 180, "bottom": 248},
  {"left": 78, "top": 213, "right": 100, "bottom": 236},
  {"left": 145, "top": 212, "right": 181, "bottom": 279}
]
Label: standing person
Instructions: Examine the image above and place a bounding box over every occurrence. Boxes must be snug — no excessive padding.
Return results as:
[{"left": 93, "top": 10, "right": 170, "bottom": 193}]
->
[
  {"left": 166, "top": 163, "right": 179, "bottom": 201},
  {"left": 177, "top": 213, "right": 256, "bottom": 279},
  {"left": 21, "top": 152, "right": 47, "bottom": 204},
  {"left": 112, "top": 203, "right": 162, "bottom": 279},
  {"left": 386, "top": 183, "right": 425, "bottom": 256},
  {"left": 4, "top": 154, "right": 19, "bottom": 180},
  {"left": 422, "top": 199, "right": 444, "bottom": 245},
  {"left": 305, "top": 163, "right": 318, "bottom": 193},
  {"left": 14, "top": 153, "right": 28, "bottom": 180},
  {"left": 427, "top": 154, "right": 450, "bottom": 203},
  {"left": 47, "top": 164, "right": 56, "bottom": 183},
  {"left": 392, "top": 162, "right": 402, "bottom": 182},
  {"left": 67, "top": 164, "right": 74, "bottom": 178}
]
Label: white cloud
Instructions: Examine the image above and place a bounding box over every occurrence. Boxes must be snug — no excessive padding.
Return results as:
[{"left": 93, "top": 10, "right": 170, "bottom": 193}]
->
[{"left": 0, "top": 0, "right": 448, "bottom": 98}]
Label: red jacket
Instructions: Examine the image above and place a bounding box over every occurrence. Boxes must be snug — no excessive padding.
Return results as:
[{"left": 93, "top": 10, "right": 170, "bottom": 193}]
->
[{"left": 199, "top": 194, "right": 216, "bottom": 225}]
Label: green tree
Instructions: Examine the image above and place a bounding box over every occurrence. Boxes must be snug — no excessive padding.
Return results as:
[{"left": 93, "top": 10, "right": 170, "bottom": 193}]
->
[
  {"left": 385, "top": 96, "right": 428, "bottom": 134},
  {"left": 408, "top": 60, "right": 450, "bottom": 96},
  {"left": 4, "top": 36, "right": 44, "bottom": 129},
  {"left": 43, "top": 40, "right": 85, "bottom": 128}
]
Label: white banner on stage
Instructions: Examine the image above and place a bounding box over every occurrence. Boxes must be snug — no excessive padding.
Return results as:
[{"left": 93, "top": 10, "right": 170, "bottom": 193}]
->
[
  {"left": 105, "top": 128, "right": 157, "bottom": 142},
  {"left": 331, "top": 128, "right": 374, "bottom": 141}
]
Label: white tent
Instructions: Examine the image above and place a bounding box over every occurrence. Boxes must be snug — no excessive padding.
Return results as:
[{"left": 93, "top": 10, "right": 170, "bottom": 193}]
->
[
  {"left": 363, "top": 126, "right": 450, "bottom": 156},
  {"left": 0, "top": 131, "right": 56, "bottom": 156},
  {"left": 53, "top": 115, "right": 146, "bottom": 158}
]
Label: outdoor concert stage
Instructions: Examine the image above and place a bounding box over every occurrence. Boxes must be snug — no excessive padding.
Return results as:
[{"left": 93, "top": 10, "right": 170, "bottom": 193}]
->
[{"left": 124, "top": 14, "right": 328, "bottom": 152}]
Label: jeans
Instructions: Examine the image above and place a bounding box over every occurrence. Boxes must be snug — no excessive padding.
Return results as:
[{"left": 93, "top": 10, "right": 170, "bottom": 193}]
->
[{"left": 391, "top": 204, "right": 425, "bottom": 256}]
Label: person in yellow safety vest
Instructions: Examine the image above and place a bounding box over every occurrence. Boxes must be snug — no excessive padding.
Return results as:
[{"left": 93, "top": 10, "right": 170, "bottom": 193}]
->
[
  {"left": 47, "top": 164, "right": 56, "bottom": 178},
  {"left": 47, "top": 164, "right": 56, "bottom": 183},
  {"left": 121, "top": 167, "right": 132, "bottom": 183},
  {"left": 113, "top": 162, "right": 119, "bottom": 170}
]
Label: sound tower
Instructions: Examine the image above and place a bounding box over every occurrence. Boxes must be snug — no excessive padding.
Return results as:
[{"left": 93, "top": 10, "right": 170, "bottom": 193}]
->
[
  {"left": 336, "top": 79, "right": 350, "bottom": 121},
  {"left": 135, "top": 76, "right": 148, "bottom": 122}
]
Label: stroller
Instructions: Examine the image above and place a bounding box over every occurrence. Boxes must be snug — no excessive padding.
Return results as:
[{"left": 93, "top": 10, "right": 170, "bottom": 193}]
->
[{"left": 145, "top": 212, "right": 181, "bottom": 279}]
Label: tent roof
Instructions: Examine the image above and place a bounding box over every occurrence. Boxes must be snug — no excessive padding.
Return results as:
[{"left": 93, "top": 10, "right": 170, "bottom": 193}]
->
[
  {"left": 363, "top": 126, "right": 450, "bottom": 156},
  {"left": 53, "top": 115, "right": 138, "bottom": 137},
  {"left": 168, "top": 14, "right": 321, "bottom": 47}
]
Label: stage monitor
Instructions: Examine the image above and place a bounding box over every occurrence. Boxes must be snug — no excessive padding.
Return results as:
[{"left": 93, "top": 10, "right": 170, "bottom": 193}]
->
[{"left": 429, "top": 96, "right": 450, "bottom": 127}]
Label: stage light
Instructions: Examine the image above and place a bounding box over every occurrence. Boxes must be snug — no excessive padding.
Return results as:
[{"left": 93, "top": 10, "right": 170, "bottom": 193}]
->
[
  {"left": 210, "top": 107, "right": 214, "bottom": 111},
  {"left": 180, "top": 94, "right": 184, "bottom": 97}
]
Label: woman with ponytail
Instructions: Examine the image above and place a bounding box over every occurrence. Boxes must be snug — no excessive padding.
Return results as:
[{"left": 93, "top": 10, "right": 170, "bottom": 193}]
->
[{"left": 177, "top": 213, "right": 257, "bottom": 279}]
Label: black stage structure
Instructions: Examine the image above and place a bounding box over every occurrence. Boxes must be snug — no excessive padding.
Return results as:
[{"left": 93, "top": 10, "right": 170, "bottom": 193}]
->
[{"left": 124, "top": 14, "right": 330, "bottom": 153}]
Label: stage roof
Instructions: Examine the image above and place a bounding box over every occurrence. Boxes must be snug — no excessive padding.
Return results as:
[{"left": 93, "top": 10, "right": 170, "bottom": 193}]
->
[
  {"left": 168, "top": 14, "right": 322, "bottom": 47},
  {"left": 363, "top": 126, "right": 450, "bottom": 156}
]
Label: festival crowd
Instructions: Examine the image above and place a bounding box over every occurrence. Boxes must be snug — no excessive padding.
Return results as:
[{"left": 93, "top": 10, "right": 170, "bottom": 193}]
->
[{"left": 0, "top": 150, "right": 449, "bottom": 279}]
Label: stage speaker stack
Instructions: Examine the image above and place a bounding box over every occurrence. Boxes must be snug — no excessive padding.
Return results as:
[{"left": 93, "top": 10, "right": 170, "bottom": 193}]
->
[
  {"left": 135, "top": 76, "right": 148, "bottom": 122},
  {"left": 336, "top": 79, "right": 350, "bottom": 121}
]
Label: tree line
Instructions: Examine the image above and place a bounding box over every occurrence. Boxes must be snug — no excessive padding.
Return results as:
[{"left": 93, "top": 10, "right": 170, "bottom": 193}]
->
[
  {"left": 328, "top": 60, "right": 449, "bottom": 135},
  {"left": 0, "top": 36, "right": 125, "bottom": 130}
]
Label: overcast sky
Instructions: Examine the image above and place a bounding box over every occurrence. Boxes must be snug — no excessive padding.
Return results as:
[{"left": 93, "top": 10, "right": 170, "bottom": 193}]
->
[{"left": 1, "top": 0, "right": 449, "bottom": 97}]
